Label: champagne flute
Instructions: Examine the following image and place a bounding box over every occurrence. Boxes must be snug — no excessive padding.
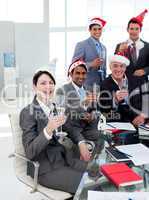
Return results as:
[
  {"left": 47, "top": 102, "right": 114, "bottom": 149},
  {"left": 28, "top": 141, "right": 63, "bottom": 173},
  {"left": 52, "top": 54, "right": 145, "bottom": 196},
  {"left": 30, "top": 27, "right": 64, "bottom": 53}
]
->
[
  {"left": 121, "top": 78, "right": 128, "bottom": 105},
  {"left": 54, "top": 94, "right": 67, "bottom": 140},
  {"left": 98, "top": 48, "right": 106, "bottom": 81}
]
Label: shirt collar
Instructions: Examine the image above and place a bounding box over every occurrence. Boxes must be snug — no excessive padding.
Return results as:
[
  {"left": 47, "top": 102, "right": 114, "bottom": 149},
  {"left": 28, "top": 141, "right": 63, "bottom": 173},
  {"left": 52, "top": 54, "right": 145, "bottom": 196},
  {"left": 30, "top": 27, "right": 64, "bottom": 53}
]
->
[
  {"left": 91, "top": 36, "right": 100, "bottom": 45},
  {"left": 36, "top": 97, "right": 54, "bottom": 117},
  {"left": 71, "top": 81, "right": 84, "bottom": 92},
  {"left": 111, "top": 75, "right": 127, "bottom": 89},
  {"left": 127, "top": 38, "right": 140, "bottom": 45},
  {"left": 127, "top": 38, "right": 144, "bottom": 49}
]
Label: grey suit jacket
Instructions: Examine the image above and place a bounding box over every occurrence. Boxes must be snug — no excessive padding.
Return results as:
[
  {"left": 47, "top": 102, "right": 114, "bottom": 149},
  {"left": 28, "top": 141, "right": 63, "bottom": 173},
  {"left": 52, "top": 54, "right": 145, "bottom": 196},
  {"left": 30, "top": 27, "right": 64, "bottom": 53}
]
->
[
  {"left": 20, "top": 97, "right": 87, "bottom": 178},
  {"left": 56, "top": 83, "right": 102, "bottom": 144},
  {"left": 56, "top": 82, "right": 85, "bottom": 116},
  {"left": 72, "top": 37, "right": 107, "bottom": 88}
]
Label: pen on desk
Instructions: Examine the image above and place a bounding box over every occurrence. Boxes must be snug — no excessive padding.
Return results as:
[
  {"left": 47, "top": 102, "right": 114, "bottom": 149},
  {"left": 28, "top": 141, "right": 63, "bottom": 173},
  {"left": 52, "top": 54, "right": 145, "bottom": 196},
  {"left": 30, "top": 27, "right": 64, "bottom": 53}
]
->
[{"left": 106, "top": 123, "right": 116, "bottom": 129}]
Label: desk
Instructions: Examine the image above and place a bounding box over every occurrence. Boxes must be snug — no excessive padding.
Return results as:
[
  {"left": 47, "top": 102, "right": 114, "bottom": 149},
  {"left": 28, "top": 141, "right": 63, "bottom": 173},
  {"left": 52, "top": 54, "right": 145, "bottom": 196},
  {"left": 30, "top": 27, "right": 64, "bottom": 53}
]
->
[
  {"left": 88, "top": 191, "right": 149, "bottom": 200},
  {"left": 74, "top": 148, "right": 149, "bottom": 200}
]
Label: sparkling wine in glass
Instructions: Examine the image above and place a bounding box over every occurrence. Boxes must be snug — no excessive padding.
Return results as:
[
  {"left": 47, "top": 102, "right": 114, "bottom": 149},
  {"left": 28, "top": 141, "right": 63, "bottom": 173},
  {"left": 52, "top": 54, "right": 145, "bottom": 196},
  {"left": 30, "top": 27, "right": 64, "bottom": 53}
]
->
[
  {"left": 55, "top": 95, "right": 67, "bottom": 140},
  {"left": 98, "top": 47, "right": 106, "bottom": 81},
  {"left": 121, "top": 78, "right": 128, "bottom": 105}
]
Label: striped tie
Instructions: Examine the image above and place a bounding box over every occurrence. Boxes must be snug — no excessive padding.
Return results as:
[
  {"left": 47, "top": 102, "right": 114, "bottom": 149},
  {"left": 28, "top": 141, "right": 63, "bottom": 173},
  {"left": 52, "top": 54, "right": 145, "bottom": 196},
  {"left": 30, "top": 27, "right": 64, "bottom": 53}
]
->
[{"left": 131, "top": 42, "right": 137, "bottom": 64}]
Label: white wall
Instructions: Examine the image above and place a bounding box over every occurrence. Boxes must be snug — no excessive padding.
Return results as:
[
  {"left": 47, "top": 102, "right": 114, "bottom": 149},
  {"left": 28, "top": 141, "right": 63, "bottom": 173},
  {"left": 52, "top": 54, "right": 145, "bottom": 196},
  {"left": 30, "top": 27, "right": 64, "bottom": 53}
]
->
[
  {"left": 0, "top": 21, "right": 49, "bottom": 97},
  {"left": 15, "top": 23, "right": 49, "bottom": 93},
  {"left": 0, "top": 21, "right": 15, "bottom": 92}
]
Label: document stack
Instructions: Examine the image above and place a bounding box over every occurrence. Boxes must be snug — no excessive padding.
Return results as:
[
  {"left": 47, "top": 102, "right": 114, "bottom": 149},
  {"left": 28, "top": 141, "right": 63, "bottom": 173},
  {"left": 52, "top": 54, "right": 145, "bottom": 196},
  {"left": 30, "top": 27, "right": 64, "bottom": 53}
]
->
[{"left": 138, "top": 124, "right": 149, "bottom": 140}]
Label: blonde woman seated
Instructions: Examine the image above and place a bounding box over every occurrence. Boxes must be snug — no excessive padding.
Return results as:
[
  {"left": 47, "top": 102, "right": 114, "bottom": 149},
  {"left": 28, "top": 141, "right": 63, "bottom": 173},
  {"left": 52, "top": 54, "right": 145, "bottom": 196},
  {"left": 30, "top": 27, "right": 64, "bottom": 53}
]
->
[{"left": 19, "top": 69, "right": 87, "bottom": 194}]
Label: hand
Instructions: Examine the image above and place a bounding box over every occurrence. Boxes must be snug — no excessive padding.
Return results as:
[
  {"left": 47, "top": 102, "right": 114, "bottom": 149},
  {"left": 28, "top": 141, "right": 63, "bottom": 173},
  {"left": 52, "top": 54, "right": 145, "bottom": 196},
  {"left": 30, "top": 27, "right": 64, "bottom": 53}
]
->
[
  {"left": 79, "top": 142, "right": 91, "bottom": 161},
  {"left": 84, "top": 93, "right": 97, "bottom": 107},
  {"left": 132, "top": 114, "right": 145, "bottom": 127},
  {"left": 46, "top": 115, "right": 66, "bottom": 135},
  {"left": 115, "top": 90, "right": 128, "bottom": 102},
  {"left": 82, "top": 112, "right": 94, "bottom": 123},
  {"left": 133, "top": 69, "right": 145, "bottom": 77},
  {"left": 90, "top": 58, "right": 103, "bottom": 69}
]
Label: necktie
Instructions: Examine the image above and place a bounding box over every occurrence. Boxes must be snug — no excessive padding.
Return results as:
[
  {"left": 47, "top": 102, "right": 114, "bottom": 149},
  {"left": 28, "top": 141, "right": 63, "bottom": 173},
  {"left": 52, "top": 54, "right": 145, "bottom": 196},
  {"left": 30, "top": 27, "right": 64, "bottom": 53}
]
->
[
  {"left": 131, "top": 42, "right": 137, "bottom": 64},
  {"left": 78, "top": 87, "right": 86, "bottom": 102},
  {"left": 96, "top": 42, "right": 105, "bottom": 59},
  {"left": 95, "top": 42, "right": 100, "bottom": 55},
  {"left": 96, "top": 42, "right": 105, "bottom": 81}
]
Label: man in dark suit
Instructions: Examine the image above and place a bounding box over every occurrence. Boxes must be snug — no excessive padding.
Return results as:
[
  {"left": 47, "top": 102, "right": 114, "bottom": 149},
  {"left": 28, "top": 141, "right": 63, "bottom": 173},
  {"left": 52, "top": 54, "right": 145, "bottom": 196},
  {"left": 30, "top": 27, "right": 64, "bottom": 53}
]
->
[
  {"left": 115, "top": 9, "right": 149, "bottom": 92},
  {"left": 72, "top": 17, "right": 107, "bottom": 90},
  {"left": 99, "top": 54, "right": 145, "bottom": 126},
  {"left": 56, "top": 60, "right": 104, "bottom": 162}
]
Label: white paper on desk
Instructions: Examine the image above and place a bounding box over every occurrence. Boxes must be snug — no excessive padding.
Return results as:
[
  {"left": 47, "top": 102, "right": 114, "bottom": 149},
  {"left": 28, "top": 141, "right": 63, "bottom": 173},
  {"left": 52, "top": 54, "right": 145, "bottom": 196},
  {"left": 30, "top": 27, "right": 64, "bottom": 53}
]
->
[
  {"left": 106, "top": 122, "right": 136, "bottom": 131},
  {"left": 88, "top": 191, "right": 149, "bottom": 200},
  {"left": 116, "top": 143, "right": 149, "bottom": 166}
]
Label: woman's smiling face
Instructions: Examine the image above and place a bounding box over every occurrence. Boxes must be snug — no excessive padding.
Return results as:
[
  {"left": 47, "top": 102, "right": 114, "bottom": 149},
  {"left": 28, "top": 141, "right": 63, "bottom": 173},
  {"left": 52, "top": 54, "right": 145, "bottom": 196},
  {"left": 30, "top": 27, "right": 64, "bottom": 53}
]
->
[{"left": 34, "top": 73, "right": 55, "bottom": 102}]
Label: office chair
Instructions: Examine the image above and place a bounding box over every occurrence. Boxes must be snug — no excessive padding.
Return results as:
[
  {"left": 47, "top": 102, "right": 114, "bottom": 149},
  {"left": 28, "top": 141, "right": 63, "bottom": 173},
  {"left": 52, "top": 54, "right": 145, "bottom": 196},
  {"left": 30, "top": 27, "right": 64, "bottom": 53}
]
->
[{"left": 9, "top": 113, "right": 72, "bottom": 200}]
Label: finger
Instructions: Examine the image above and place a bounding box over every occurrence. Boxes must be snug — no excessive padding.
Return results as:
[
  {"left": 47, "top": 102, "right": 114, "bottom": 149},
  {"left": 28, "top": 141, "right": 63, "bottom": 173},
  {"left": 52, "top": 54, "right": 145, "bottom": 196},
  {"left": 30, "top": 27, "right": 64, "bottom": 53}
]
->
[{"left": 84, "top": 154, "right": 91, "bottom": 161}]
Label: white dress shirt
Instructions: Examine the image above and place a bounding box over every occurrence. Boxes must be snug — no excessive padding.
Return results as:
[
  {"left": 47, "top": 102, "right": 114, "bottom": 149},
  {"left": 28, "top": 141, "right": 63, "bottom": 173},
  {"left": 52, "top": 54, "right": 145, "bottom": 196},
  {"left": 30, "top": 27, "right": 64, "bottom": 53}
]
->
[
  {"left": 71, "top": 81, "right": 86, "bottom": 101},
  {"left": 71, "top": 82, "right": 86, "bottom": 145},
  {"left": 36, "top": 97, "right": 54, "bottom": 140},
  {"left": 127, "top": 38, "right": 144, "bottom": 59}
]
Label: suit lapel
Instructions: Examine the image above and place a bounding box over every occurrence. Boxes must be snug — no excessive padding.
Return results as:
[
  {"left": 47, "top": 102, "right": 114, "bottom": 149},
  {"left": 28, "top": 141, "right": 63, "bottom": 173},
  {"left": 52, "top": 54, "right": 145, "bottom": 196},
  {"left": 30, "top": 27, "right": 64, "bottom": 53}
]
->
[
  {"left": 109, "top": 75, "right": 119, "bottom": 91},
  {"left": 66, "top": 82, "right": 83, "bottom": 108},
  {"left": 67, "top": 82, "right": 80, "bottom": 98},
  {"left": 32, "top": 97, "right": 48, "bottom": 127},
  {"left": 137, "top": 44, "right": 145, "bottom": 65},
  {"left": 128, "top": 40, "right": 145, "bottom": 66}
]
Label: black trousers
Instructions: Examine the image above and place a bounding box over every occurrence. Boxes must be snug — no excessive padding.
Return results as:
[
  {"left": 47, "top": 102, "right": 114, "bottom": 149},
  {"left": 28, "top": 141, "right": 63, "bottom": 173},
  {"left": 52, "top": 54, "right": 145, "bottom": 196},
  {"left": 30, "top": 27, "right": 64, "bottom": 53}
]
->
[{"left": 38, "top": 166, "right": 84, "bottom": 194}]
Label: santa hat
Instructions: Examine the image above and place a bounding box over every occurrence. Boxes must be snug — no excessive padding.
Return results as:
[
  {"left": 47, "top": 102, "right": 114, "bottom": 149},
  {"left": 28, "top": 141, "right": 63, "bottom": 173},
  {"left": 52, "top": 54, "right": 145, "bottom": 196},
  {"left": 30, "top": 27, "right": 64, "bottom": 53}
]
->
[
  {"left": 109, "top": 53, "right": 130, "bottom": 66},
  {"left": 129, "top": 9, "right": 148, "bottom": 27},
  {"left": 68, "top": 59, "right": 87, "bottom": 76},
  {"left": 89, "top": 17, "right": 106, "bottom": 28}
]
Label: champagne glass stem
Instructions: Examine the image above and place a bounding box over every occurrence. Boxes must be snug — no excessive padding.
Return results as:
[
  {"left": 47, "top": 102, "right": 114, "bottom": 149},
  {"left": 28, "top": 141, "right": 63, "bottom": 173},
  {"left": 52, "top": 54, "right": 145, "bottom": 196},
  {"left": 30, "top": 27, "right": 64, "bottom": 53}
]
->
[{"left": 60, "top": 125, "right": 62, "bottom": 133}]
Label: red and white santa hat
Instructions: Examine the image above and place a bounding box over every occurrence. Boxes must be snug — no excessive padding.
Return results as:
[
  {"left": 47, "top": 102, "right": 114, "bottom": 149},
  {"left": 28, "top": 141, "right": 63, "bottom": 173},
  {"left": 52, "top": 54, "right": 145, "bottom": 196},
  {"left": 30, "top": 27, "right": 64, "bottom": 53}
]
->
[
  {"left": 129, "top": 9, "right": 148, "bottom": 27},
  {"left": 109, "top": 53, "right": 130, "bottom": 66},
  {"left": 89, "top": 17, "right": 106, "bottom": 28},
  {"left": 68, "top": 59, "right": 87, "bottom": 76}
]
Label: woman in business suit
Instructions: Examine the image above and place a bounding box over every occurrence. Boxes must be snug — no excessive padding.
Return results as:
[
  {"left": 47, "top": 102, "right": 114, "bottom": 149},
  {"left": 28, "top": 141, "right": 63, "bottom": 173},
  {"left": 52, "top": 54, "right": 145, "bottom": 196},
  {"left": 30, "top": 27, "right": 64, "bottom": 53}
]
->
[{"left": 19, "top": 69, "right": 87, "bottom": 194}]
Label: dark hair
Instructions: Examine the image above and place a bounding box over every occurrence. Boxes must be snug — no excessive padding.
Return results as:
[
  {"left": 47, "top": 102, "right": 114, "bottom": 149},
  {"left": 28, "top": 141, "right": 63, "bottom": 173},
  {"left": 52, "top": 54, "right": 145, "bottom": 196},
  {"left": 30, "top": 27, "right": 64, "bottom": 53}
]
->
[
  {"left": 89, "top": 23, "right": 101, "bottom": 30},
  {"left": 71, "top": 64, "right": 87, "bottom": 74},
  {"left": 33, "top": 71, "right": 56, "bottom": 86},
  {"left": 127, "top": 18, "right": 142, "bottom": 30}
]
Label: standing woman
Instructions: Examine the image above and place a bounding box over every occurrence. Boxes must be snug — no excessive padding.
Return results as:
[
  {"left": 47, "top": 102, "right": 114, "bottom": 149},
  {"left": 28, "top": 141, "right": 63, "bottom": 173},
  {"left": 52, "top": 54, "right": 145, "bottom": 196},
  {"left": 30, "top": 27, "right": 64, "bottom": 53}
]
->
[{"left": 19, "top": 69, "right": 87, "bottom": 194}]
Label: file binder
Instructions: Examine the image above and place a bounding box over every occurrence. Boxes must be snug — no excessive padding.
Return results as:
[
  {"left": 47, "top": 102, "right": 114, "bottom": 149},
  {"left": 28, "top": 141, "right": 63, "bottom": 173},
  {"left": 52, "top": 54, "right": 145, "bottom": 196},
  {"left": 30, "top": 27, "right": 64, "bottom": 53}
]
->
[{"left": 100, "top": 163, "right": 143, "bottom": 188}]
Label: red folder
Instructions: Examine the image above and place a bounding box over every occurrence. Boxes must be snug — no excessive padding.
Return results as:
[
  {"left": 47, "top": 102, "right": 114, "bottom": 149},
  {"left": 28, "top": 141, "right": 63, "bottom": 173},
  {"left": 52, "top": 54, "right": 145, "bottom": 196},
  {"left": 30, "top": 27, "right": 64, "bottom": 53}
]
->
[
  {"left": 100, "top": 163, "right": 143, "bottom": 187},
  {"left": 107, "top": 128, "right": 123, "bottom": 134}
]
